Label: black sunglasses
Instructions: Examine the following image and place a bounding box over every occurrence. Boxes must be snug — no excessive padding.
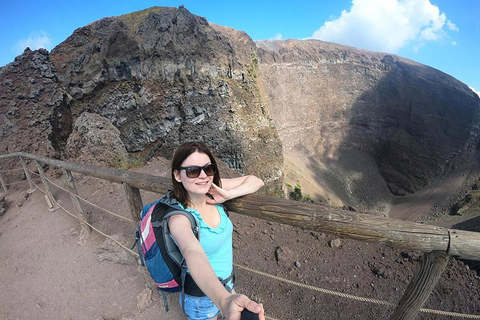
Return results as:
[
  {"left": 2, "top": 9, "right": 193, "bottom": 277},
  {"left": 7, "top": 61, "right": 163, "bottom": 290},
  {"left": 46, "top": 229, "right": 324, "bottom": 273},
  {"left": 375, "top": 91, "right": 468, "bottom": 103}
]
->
[{"left": 179, "top": 163, "right": 217, "bottom": 178}]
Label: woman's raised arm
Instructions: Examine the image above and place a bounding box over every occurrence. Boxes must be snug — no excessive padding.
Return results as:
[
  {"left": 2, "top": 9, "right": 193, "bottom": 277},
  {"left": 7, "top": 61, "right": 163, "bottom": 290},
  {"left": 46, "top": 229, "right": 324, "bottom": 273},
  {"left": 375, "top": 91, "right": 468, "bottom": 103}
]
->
[{"left": 206, "top": 175, "right": 264, "bottom": 204}]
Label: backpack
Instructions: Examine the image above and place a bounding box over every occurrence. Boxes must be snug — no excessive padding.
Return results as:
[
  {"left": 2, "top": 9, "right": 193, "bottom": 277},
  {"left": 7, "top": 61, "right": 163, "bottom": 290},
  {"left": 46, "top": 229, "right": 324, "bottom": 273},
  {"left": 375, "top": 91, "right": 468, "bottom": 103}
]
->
[
  {"left": 133, "top": 192, "right": 199, "bottom": 312},
  {"left": 133, "top": 191, "right": 235, "bottom": 312}
]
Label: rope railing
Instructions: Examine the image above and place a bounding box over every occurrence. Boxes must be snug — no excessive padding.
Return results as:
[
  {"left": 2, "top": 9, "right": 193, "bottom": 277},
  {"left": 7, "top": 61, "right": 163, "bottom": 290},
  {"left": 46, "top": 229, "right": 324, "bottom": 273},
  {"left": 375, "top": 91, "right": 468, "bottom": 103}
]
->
[
  {"left": 234, "top": 264, "right": 480, "bottom": 319},
  {"left": 27, "top": 168, "right": 134, "bottom": 222},
  {"left": 2, "top": 152, "right": 480, "bottom": 319},
  {"left": 28, "top": 177, "right": 138, "bottom": 256}
]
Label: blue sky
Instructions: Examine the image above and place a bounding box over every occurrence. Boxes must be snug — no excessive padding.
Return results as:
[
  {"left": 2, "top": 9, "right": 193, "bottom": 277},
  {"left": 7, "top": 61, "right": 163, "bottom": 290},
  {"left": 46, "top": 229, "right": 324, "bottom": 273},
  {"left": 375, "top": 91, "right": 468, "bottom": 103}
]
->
[{"left": 1, "top": 0, "right": 478, "bottom": 95}]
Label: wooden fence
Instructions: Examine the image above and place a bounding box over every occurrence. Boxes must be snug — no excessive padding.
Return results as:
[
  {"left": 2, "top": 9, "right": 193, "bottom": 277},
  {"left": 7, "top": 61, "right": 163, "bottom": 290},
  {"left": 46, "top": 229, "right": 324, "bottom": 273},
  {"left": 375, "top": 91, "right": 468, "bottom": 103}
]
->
[{"left": 1, "top": 151, "right": 480, "bottom": 320}]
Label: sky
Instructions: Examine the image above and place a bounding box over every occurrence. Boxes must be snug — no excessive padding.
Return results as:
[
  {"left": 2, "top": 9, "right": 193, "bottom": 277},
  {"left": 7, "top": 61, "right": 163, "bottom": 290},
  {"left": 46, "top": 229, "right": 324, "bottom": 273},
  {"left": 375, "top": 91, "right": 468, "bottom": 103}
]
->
[{"left": 0, "top": 0, "right": 479, "bottom": 95}]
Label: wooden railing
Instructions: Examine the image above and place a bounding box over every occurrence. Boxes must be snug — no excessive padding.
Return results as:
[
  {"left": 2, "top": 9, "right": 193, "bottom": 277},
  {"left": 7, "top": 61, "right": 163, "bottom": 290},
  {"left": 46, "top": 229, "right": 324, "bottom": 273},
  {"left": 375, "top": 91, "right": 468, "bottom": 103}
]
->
[{"left": 1, "top": 151, "right": 479, "bottom": 320}]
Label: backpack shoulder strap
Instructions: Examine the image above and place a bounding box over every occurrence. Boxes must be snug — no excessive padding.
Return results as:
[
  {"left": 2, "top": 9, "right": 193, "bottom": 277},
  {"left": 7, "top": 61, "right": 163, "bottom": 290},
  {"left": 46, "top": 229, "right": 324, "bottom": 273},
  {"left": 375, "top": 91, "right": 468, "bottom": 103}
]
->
[
  {"left": 152, "top": 202, "right": 199, "bottom": 267},
  {"left": 152, "top": 200, "right": 199, "bottom": 238},
  {"left": 219, "top": 203, "right": 229, "bottom": 217},
  {"left": 164, "top": 209, "right": 198, "bottom": 233}
]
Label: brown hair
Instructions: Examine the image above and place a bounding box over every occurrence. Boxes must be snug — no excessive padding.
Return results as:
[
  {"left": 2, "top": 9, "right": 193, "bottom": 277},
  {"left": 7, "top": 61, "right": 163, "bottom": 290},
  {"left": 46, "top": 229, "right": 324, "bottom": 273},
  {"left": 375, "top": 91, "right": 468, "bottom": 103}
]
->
[{"left": 171, "top": 141, "right": 222, "bottom": 207}]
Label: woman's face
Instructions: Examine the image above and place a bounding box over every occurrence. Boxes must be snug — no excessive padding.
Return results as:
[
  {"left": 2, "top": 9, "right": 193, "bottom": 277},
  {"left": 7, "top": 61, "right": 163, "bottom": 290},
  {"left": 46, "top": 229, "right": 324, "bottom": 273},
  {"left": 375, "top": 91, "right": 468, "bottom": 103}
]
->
[{"left": 174, "top": 151, "right": 213, "bottom": 196}]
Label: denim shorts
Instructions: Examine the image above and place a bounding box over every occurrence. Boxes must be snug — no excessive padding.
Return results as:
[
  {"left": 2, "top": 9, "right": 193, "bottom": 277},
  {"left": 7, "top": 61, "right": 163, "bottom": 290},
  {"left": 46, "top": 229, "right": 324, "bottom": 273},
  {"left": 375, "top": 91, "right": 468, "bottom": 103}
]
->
[{"left": 180, "top": 294, "right": 220, "bottom": 320}]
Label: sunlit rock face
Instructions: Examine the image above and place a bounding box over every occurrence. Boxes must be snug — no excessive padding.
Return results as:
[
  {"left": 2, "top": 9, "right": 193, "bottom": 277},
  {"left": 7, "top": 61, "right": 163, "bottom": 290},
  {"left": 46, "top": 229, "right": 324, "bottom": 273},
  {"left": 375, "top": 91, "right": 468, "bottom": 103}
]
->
[{"left": 257, "top": 39, "right": 480, "bottom": 205}]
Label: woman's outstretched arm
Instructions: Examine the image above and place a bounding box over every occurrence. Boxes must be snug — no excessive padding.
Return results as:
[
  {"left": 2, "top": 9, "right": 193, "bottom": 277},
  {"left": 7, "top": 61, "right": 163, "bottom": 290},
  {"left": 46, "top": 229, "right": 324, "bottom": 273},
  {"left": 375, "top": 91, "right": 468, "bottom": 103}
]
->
[{"left": 168, "top": 215, "right": 265, "bottom": 320}]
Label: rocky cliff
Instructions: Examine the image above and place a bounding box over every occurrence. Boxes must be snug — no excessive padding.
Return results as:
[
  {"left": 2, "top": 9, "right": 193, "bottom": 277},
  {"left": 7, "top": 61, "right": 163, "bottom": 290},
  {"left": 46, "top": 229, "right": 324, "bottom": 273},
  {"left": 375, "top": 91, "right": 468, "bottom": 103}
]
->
[
  {"left": 1, "top": 6, "right": 479, "bottom": 213},
  {"left": 257, "top": 39, "right": 480, "bottom": 213},
  {"left": 0, "top": 6, "right": 283, "bottom": 194}
]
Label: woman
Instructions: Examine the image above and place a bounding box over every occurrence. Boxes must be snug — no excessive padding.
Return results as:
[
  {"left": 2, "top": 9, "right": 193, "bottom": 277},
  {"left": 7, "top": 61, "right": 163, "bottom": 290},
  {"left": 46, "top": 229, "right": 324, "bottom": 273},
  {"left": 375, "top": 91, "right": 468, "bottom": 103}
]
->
[{"left": 168, "top": 141, "right": 265, "bottom": 320}]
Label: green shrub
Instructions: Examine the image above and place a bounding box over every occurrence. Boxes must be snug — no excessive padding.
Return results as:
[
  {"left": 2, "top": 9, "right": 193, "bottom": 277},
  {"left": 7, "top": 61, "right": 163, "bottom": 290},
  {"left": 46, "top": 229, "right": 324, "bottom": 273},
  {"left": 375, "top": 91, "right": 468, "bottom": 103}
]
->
[
  {"left": 110, "top": 154, "right": 143, "bottom": 170},
  {"left": 287, "top": 182, "right": 314, "bottom": 203}
]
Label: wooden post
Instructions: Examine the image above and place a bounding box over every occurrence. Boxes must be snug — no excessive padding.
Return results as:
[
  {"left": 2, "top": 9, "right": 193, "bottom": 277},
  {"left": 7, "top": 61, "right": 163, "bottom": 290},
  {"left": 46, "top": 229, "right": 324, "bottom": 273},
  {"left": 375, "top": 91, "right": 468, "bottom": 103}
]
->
[
  {"left": 389, "top": 251, "right": 449, "bottom": 320},
  {"left": 35, "top": 161, "right": 56, "bottom": 208},
  {"left": 123, "top": 182, "right": 143, "bottom": 223},
  {"left": 62, "top": 168, "right": 91, "bottom": 235},
  {"left": 20, "top": 156, "right": 36, "bottom": 192},
  {"left": 0, "top": 172, "right": 8, "bottom": 194}
]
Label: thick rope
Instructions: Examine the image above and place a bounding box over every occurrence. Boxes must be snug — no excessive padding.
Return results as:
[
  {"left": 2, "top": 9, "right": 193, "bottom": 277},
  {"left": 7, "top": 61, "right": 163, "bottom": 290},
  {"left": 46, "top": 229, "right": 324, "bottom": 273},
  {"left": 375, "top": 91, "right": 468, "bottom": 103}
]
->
[
  {"left": 234, "top": 263, "right": 395, "bottom": 307},
  {"left": 234, "top": 262, "right": 480, "bottom": 318}
]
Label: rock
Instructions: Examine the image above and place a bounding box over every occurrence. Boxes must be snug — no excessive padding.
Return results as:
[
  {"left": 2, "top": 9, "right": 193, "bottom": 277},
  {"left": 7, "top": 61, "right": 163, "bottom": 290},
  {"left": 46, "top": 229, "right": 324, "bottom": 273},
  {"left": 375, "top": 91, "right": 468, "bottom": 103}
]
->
[
  {"left": 401, "top": 251, "right": 414, "bottom": 262},
  {"left": 0, "top": 47, "right": 65, "bottom": 160},
  {"left": 342, "top": 205, "right": 357, "bottom": 212},
  {"left": 275, "top": 246, "right": 299, "bottom": 267},
  {"left": 136, "top": 288, "right": 153, "bottom": 312},
  {"left": 65, "top": 112, "right": 128, "bottom": 166},
  {"left": 95, "top": 234, "right": 136, "bottom": 265},
  {"left": 371, "top": 266, "right": 388, "bottom": 278},
  {"left": 328, "top": 239, "right": 342, "bottom": 249},
  {"left": 16, "top": 191, "right": 30, "bottom": 208},
  {"left": 259, "top": 39, "right": 480, "bottom": 200}
]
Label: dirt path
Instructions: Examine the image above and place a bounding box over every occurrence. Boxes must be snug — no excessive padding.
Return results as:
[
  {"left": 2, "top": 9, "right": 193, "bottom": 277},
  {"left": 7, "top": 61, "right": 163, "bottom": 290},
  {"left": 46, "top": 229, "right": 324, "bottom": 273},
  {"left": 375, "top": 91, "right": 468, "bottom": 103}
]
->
[{"left": 0, "top": 186, "right": 184, "bottom": 320}]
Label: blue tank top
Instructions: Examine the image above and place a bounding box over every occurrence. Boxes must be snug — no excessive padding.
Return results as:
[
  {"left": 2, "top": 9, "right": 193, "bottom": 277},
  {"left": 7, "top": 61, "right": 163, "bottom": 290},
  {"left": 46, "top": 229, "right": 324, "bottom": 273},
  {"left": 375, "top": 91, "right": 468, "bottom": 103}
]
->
[{"left": 182, "top": 204, "right": 233, "bottom": 282}]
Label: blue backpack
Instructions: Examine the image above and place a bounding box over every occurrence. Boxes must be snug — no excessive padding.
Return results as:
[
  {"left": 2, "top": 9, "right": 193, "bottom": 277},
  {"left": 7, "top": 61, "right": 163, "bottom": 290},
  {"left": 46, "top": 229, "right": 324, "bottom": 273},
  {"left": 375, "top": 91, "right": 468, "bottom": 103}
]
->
[
  {"left": 133, "top": 193, "right": 199, "bottom": 311},
  {"left": 133, "top": 192, "right": 235, "bottom": 312}
]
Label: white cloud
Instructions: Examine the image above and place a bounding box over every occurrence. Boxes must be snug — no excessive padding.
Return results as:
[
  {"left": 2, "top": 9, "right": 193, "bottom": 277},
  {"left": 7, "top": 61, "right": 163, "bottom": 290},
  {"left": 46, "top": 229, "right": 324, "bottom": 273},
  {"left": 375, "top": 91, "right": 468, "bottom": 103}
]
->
[
  {"left": 272, "top": 33, "right": 283, "bottom": 40},
  {"left": 310, "top": 0, "right": 458, "bottom": 53},
  {"left": 447, "top": 20, "right": 459, "bottom": 32},
  {"left": 13, "top": 31, "right": 53, "bottom": 55}
]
